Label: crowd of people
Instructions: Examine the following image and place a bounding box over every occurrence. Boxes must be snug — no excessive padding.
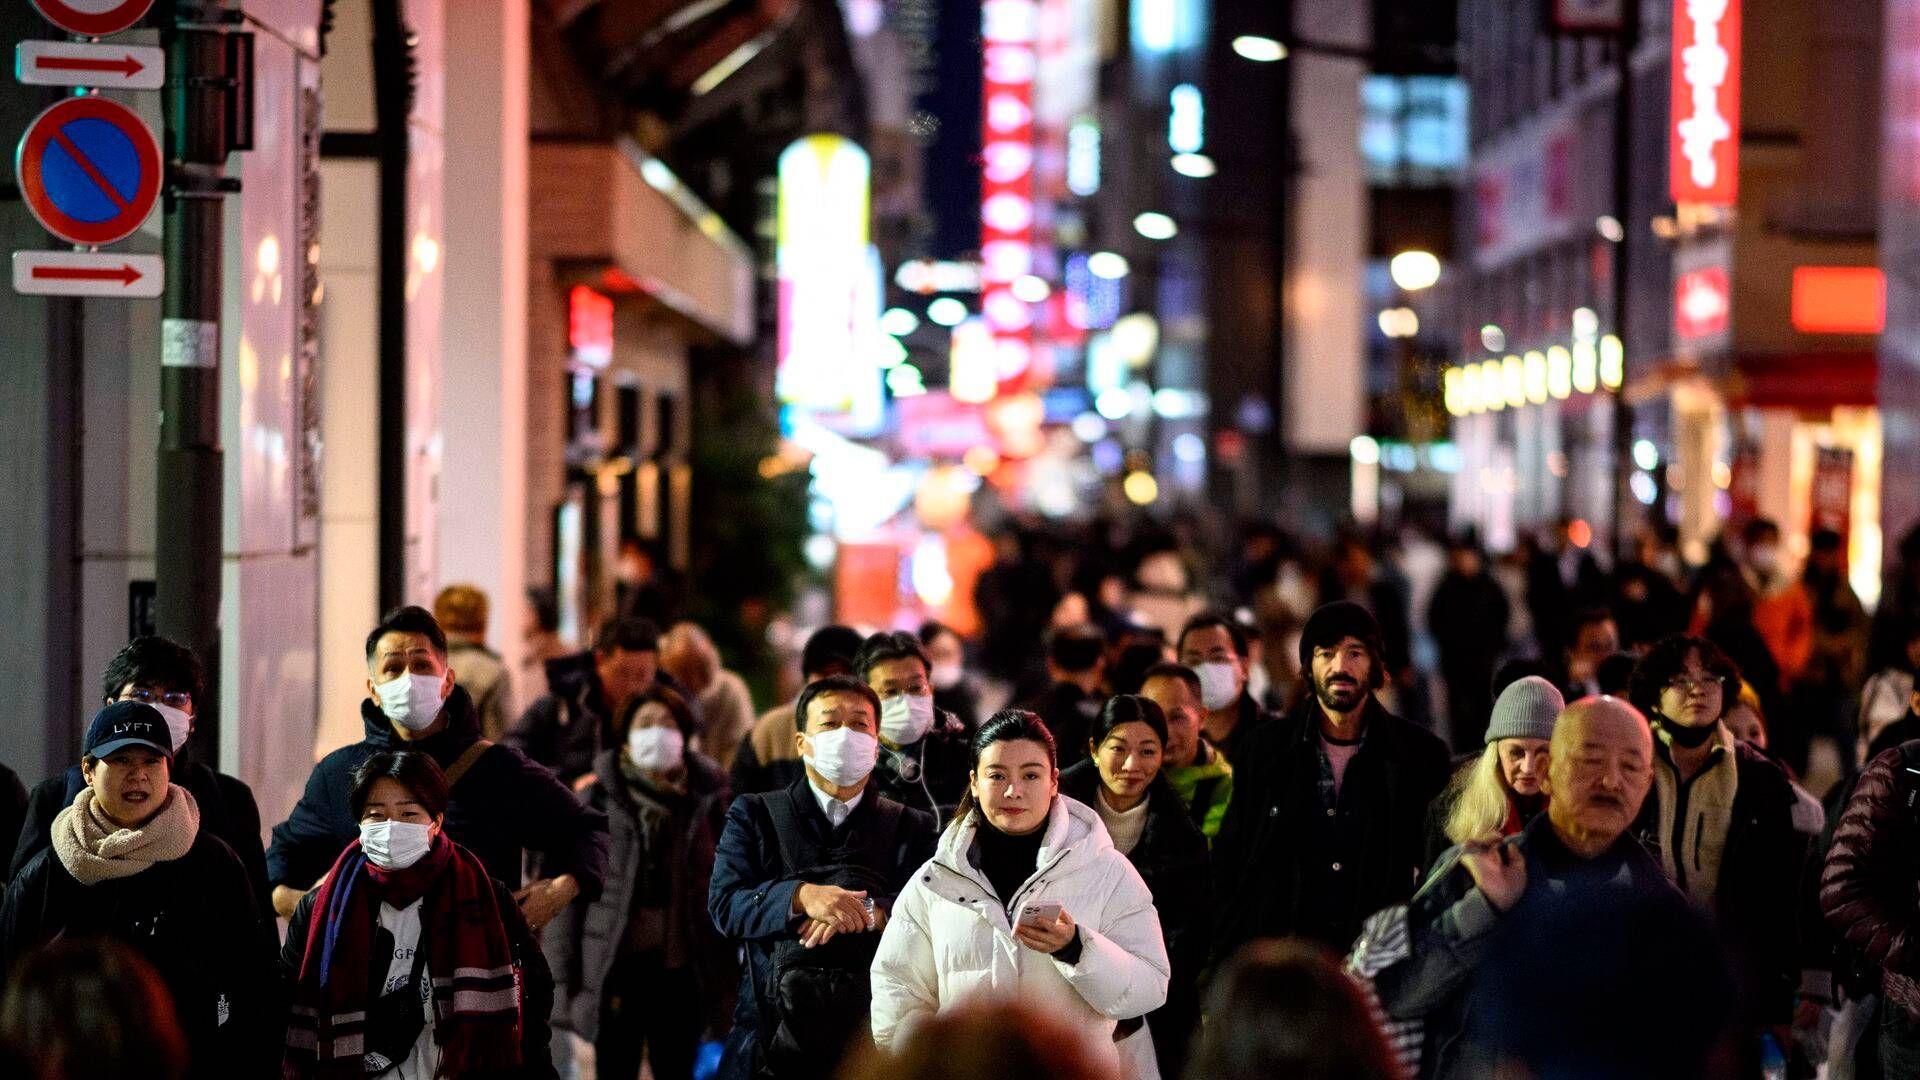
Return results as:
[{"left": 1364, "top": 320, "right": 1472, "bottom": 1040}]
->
[{"left": 7, "top": 514, "right": 1920, "bottom": 1079}]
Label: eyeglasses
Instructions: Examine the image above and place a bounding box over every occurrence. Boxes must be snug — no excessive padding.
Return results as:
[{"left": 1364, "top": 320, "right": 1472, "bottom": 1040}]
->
[
  {"left": 1665, "top": 676, "right": 1723, "bottom": 696},
  {"left": 121, "top": 687, "right": 192, "bottom": 709}
]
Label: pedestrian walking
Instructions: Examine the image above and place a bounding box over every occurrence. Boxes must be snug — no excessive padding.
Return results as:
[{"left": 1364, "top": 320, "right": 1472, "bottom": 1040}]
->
[
  {"left": 733, "top": 625, "right": 866, "bottom": 796},
  {"left": 1016, "top": 622, "right": 1107, "bottom": 769},
  {"left": 509, "top": 615, "right": 663, "bottom": 787},
  {"left": 1175, "top": 612, "right": 1278, "bottom": 764},
  {"left": 0, "top": 702, "right": 278, "bottom": 1077},
  {"left": 1138, "top": 662, "right": 1234, "bottom": 842},
  {"left": 662, "top": 620, "right": 759, "bottom": 772},
  {"left": 919, "top": 621, "right": 983, "bottom": 732},
  {"left": 856, "top": 631, "right": 974, "bottom": 820},
  {"left": 547, "top": 683, "right": 737, "bottom": 1080},
  {"left": 1426, "top": 536, "right": 1510, "bottom": 751},
  {"left": 281, "top": 751, "right": 556, "bottom": 1079},
  {"left": 869, "top": 710, "right": 1171, "bottom": 1077},
  {"left": 1422, "top": 675, "right": 1561, "bottom": 871},
  {"left": 1058, "top": 696, "right": 1210, "bottom": 1077},
  {"left": 436, "top": 584, "right": 514, "bottom": 742},
  {"left": 267, "top": 606, "right": 610, "bottom": 932},
  {"left": 1212, "top": 601, "right": 1451, "bottom": 955},
  {"left": 10, "top": 636, "right": 268, "bottom": 906},
  {"left": 707, "top": 675, "right": 936, "bottom": 1080}
]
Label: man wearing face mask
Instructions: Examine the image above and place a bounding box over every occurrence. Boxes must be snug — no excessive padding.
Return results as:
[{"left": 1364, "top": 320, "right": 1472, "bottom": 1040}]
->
[
  {"left": 855, "top": 632, "right": 975, "bottom": 820},
  {"left": 708, "top": 675, "right": 936, "bottom": 1080},
  {"left": 1212, "top": 601, "right": 1451, "bottom": 956},
  {"left": 1015, "top": 623, "right": 1107, "bottom": 770},
  {"left": 267, "top": 606, "right": 610, "bottom": 935},
  {"left": 7, "top": 636, "right": 269, "bottom": 909},
  {"left": 1176, "top": 613, "right": 1280, "bottom": 765}
]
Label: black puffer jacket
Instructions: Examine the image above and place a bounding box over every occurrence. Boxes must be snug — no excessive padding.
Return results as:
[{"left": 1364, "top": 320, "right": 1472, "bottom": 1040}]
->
[
  {"left": 1, "top": 823, "right": 279, "bottom": 1077},
  {"left": 266, "top": 686, "right": 610, "bottom": 900},
  {"left": 506, "top": 652, "right": 698, "bottom": 787},
  {"left": 1212, "top": 697, "right": 1451, "bottom": 956},
  {"left": 1059, "top": 761, "right": 1211, "bottom": 1076},
  {"left": 1823, "top": 739, "right": 1920, "bottom": 1023}
]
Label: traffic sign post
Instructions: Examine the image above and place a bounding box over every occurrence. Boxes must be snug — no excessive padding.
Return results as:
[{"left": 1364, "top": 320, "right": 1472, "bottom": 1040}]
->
[
  {"left": 15, "top": 95, "right": 162, "bottom": 247},
  {"left": 16, "top": 41, "right": 166, "bottom": 91},
  {"left": 29, "top": 0, "right": 156, "bottom": 37},
  {"left": 13, "top": 250, "right": 163, "bottom": 297}
]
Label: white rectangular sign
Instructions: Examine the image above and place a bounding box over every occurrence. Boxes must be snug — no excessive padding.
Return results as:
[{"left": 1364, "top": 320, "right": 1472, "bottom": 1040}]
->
[
  {"left": 13, "top": 250, "right": 164, "bottom": 297},
  {"left": 15, "top": 41, "right": 165, "bottom": 90}
]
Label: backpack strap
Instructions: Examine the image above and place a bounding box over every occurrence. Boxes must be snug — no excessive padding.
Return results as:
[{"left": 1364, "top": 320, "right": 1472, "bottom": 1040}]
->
[{"left": 444, "top": 739, "right": 494, "bottom": 790}]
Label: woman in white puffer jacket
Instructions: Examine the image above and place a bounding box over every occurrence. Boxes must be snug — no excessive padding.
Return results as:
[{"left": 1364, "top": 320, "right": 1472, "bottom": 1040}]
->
[{"left": 869, "top": 710, "right": 1172, "bottom": 1078}]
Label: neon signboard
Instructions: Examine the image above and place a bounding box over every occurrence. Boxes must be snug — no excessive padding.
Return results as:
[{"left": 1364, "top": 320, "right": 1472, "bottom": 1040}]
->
[
  {"left": 981, "top": 0, "right": 1038, "bottom": 393},
  {"left": 776, "top": 134, "right": 871, "bottom": 408},
  {"left": 1670, "top": 0, "right": 1740, "bottom": 205}
]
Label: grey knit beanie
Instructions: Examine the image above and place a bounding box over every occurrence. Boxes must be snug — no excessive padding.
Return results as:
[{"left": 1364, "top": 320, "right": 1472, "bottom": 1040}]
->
[{"left": 1485, "top": 675, "right": 1564, "bottom": 744}]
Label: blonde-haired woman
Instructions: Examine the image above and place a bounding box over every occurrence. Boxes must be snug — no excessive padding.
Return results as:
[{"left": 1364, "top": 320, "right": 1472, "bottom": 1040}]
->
[{"left": 1424, "top": 676, "right": 1564, "bottom": 870}]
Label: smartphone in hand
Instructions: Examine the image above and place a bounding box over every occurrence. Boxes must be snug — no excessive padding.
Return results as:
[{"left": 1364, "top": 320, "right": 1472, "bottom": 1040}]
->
[{"left": 1018, "top": 901, "right": 1062, "bottom": 929}]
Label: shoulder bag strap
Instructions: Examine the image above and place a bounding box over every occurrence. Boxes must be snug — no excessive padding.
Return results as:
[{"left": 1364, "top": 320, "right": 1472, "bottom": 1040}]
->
[{"left": 444, "top": 739, "right": 494, "bottom": 790}]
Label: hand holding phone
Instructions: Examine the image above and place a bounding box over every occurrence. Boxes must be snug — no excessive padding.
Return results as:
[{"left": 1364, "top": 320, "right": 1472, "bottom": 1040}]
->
[{"left": 1018, "top": 901, "right": 1062, "bottom": 929}]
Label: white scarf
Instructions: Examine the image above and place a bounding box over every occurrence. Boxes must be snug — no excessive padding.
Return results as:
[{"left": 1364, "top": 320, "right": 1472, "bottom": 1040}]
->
[{"left": 50, "top": 784, "right": 200, "bottom": 886}]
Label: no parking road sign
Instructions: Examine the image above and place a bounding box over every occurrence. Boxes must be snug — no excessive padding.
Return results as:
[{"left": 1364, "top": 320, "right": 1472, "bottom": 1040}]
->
[
  {"left": 29, "top": 0, "right": 156, "bottom": 38},
  {"left": 15, "top": 95, "right": 161, "bottom": 247}
]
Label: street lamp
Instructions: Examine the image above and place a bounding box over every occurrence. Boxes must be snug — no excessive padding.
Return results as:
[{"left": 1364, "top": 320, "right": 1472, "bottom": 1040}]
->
[{"left": 1388, "top": 250, "right": 1441, "bottom": 291}]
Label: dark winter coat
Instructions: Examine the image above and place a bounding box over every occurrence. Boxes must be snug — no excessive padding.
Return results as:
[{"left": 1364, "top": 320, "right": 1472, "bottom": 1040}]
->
[
  {"left": 707, "top": 779, "right": 936, "bottom": 1080},
  {"left": 0, "top": 827, "right": 279, "bottom": 1077},
  {"left": 265, "top": 686, "right": 610, "bottom": 900},
  {"left": 1823, "top": 739, "right": 1920, "bottom": 1022},
  {"left": 1631, "top": 735, "right": 1808, "bottom": 1025},
  {"left": 506, "top": 651, "right": 620, "bottom": 787},
  {"left": 1211, "top": 693, "right": 1280, "bottom": 766},
  {"left": 1059, "top": 761, "right": 1211, "bottom": 1076},
  {"left": 11, "top": 754, "right": 268, "bottom": 908},
  {"left": 281, "top": 868, "right": 557, "bottom": 1078},
  {"left": 1212, "top": 697, "right": 1451, "bottom": 956},
  {"left": 548, "top": 747, "right": 738, "bottom": 1041},
  {"left": 0, "top": 759, "right": 27, "bottom": 882},
  {"left": 869, "top": 707, "right": 974, "bottom": 822},
  {"left": 1018, "top": 682, "right": 1103, "bottom": 769}
]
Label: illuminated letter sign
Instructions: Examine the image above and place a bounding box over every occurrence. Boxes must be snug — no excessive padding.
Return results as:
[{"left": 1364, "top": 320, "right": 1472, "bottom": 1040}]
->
[
  {"left": 568, "top": 286, "right": 614, "bottom": 367},
  {"left": 981, "top": 0, "right": 1038, "bottom": 393},
  {"left": 776, "top": 134, "right": 871, "bottom": 408},
  {"left": 1669, "top": 0, "right": 1740, "bottom": 205}
]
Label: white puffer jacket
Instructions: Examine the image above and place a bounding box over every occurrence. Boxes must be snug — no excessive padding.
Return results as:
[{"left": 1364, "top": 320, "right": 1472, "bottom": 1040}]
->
[{"left": 870, "top": 795, "right": 1171, "bottom": 1075}]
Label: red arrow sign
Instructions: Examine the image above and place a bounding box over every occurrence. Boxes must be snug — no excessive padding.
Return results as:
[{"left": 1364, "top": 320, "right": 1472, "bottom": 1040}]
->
[
  {"left": 32, "top": 263, "right": 144, "bottom": 286},
  {"left": 33, "top": 53, "right": 144, "bottom": 78}
]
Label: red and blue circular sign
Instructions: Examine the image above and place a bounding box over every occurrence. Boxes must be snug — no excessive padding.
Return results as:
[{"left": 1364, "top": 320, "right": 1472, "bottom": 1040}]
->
[
  {"left": 30, "top": 0, "right": 156, "bottom": 38},
  {"left": 16, "top": 95, "right": 161, "bottom": 247}
]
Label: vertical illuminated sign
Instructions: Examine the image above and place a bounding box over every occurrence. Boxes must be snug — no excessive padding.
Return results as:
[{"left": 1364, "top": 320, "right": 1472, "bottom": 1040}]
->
[
  {"left": 981, "top": 0, "right": 1038, "bottom": 393},
  {"left": 568, "top": 285, "right": 614, "bottom": 367},
  {"left": 777, "top": 134, "right": 871, "bottom": 407},
  {"left": 1669, "top": 0, "right": 1740, "bottom": 205}
]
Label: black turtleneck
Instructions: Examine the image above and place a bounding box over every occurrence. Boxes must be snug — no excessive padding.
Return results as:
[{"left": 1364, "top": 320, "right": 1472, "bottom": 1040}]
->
[{"left": 973, "top": 816, "right": 1045, "bottom": 911}]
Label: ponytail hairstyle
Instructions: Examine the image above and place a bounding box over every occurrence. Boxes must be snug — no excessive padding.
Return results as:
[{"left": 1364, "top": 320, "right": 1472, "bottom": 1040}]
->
[
  {"left": 1441, "top": 745, "right": 1514, "bottom": 847},
  {"left": 953, "top": 709, "right": 1057, "bottom": 826}
]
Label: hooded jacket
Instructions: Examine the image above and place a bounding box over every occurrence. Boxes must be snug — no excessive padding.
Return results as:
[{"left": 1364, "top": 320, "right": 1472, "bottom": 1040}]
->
[
  {"left": 869, "top": 795, "right": 1171, "bottom": 1072},
  {"left": 1, "top": 803, "right": 279, "bottom": 1077},
  {"left": 1212, "top": 696, "right": 1451, "bottom": 956},
  {"left": 1058, "top": 762, "right": 1210, "bottom": 1076},
  {"left": 265, "top": 686, "right": 610, "bottom": 900},
  {"left": 548, "top": 746, "right": 737, "bottom": 1041}
]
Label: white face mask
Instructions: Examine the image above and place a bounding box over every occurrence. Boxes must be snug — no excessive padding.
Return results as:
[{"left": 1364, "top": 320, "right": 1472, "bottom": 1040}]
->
[
  {"left": 376, "top": 673, "right": 446, "bottom": 732},
  {"left": 626, "top": 725, "right": 685, "bottom": 772},
  {"left": 151, "top": 701, "right": 192, "bottom": 753},
  {"left": 360, "top": 819, "right": 434, "bottom": 870},
  {"left": 880, "top": 693, "right": 937, "bottom": 745},
  {"left": 805, "top": 727, "right": 878, "bottom": 788},
  {"left": 931, "top": 662, "right": 965, "bottom": 691},
  {"left": 1195, "top": 661, "right": 1242, "bottom": 712}
]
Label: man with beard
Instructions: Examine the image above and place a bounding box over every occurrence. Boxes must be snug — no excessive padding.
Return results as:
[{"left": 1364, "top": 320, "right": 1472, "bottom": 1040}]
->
[{"left": 1212, "top": 601, "right": 1451, "bottom": 955}]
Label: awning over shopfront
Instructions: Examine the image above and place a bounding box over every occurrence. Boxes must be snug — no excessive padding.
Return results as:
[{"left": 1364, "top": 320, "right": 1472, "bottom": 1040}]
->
[{"left": 1729, "top": 350, "right": 1877, "bottom": 411}]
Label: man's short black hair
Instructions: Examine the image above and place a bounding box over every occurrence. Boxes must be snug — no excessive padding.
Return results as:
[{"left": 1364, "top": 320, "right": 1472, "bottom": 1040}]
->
[
  {"left": 1177, "top": 612, "right": 1250, "bottom": 659},
  {"left": 348, "top": 750, "right": 450, "bottom": 821},
  {"left": 365, "top": 606, "right": 448, "bottom": 662},
  {"left": 1628, "top": 635, "right": 1742, "bottom": 719},
  {"left": 1047, "top": 623, "right": 1106, "bottom": 674},
  {"left": 801, "top": 625, "right": 866, "bottom": 679},
  {"left": 795, "top": 674, "right": 883, "bottom": 734},
  {"left": 593, "top": 615, "right": 660, "bottom": 656},
  {"left": 855, "top": 631, "right": 931, "bottom": 682},
  {"left": 100, "top": 636, "right": 204, "bottom": 704},
  {"left": 1140, "top": 661, "right": 1202, "bottom": 697}
]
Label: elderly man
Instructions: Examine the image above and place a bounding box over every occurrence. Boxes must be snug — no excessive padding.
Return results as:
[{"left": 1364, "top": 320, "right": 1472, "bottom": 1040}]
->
[
  {"left": 1372, "top": 697, "right": 1702, "bottom": 1078},
  {"left": 661, "top": 621, "right": 758, "bottom": 771}
]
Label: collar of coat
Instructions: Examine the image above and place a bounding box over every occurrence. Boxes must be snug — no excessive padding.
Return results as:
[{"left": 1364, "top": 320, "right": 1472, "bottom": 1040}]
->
[{"left": 931, "top": 794, "right": 1112, "bottom": 904}]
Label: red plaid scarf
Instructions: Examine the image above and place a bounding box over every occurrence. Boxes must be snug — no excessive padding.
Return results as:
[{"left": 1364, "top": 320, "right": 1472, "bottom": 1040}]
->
[{"left": 285, "top": 834, "right": 523, "bottom": 1078}]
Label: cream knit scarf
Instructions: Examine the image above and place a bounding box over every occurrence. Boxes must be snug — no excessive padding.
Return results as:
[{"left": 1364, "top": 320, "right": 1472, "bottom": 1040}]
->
[{"left": 51, "top": 784, "right": 200, "bottom": 886}]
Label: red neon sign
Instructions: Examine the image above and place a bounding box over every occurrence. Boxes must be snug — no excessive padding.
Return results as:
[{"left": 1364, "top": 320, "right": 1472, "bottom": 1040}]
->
[
  {"left": 1791, "top": 267, "right": 1886, "bottom": 334},
  {"left": 981, "top": 0, "right": 1038, "bottom": 395},
  {"left": 568, "top": 285, "right": 614, "bottom": 366},
  {"left": 1670, "top": 0, "right": 1741, "bottom": 205},
  {"left": 1674, "top": 266, "right": 1730, "bottom": 340}
]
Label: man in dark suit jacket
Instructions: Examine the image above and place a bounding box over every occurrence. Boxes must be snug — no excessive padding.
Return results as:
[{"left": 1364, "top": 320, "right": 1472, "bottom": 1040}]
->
[{"left": 708, "top": 675, "right": 936, "bottom": 1080}]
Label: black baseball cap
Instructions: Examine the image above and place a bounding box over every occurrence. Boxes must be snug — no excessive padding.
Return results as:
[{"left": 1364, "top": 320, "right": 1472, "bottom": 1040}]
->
[{"left": 84, "top": 701, "right": 174, "bottom": 760}]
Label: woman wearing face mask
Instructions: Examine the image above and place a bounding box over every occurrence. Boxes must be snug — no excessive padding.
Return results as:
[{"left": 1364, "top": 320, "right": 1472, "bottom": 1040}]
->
[
  {"left": 1626, "top": 636, "right": 1807, "bottom": 1070},
  {"left": 547, "top": 685, "right": 736, "bottom": 1080},
  {"left": 0, "top": 702, "right": 278, "bottom": 1077},
  {"left": 1057, "top": 697, "right": 1210, "bottom": 1078},
  {"left": 1423, "top": 676, "right": 1562, "bottom": 871},
  {"left": 919, "top": 621, "right": 982, "bottom": 732},
  {"left": 871, "top": 711, "right": 1171, "bottom": 1077},
  {"left": 282, "top": 751, "right": 555, "bottom": 1079}
]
